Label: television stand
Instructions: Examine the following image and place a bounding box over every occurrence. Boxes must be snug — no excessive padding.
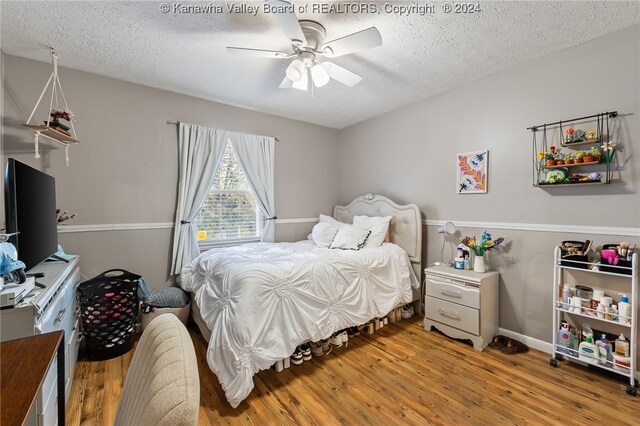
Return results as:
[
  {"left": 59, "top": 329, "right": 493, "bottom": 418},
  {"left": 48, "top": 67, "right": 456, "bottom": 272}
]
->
[{"left": 45, "top": 254, "right": 70, "bottom": 263}]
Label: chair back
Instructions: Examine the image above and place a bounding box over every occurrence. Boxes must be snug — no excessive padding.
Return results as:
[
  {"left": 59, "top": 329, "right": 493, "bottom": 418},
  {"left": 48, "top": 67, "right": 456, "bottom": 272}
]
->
[{"left": 114, "top": 314, "right": 199, "bottom": 426}]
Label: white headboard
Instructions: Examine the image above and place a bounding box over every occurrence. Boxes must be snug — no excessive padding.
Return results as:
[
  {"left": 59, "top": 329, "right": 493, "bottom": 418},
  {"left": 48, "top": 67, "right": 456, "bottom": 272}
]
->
[{"left": 333, "top": 193, "right": 422, "bottom": 278}]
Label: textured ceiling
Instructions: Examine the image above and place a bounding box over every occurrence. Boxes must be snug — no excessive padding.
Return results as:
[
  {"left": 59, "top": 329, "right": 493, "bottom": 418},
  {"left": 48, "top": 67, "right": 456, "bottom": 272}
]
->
[{"left": 1, "top": 1, "right": 639, "bottom": 129}]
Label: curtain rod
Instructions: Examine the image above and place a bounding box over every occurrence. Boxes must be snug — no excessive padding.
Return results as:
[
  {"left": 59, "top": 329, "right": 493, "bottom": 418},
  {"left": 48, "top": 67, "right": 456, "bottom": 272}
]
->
[{"left": 167, "top": 120, "right": 279, "bottom": 141}]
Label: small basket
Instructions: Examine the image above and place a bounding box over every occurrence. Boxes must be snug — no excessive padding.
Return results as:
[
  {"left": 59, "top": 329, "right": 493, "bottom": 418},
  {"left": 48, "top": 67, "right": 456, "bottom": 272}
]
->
[
  {"left": 77, "top": 269, "right": 141, "bottom": 361},
  {"left": 600, "top": 244, "right": 632, "bottom": 275},
  {"left": 560, "top": 241, "right": 589, "bottom": 269}
]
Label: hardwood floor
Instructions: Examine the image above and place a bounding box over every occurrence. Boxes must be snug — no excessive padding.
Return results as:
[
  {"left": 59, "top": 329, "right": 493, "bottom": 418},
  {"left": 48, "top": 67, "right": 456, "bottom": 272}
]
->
[{"left": 67, "top": 318, "right": 638, "bottom": 425}]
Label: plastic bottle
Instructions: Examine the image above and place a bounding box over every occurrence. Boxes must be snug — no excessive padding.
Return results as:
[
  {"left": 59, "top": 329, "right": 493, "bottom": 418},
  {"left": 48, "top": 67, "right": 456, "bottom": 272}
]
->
[
  {"left": 596, "top": 334, "right": 613, "bottom": 366},
  {"left": 562, "top": 286, "right": 571, "bottom": 306},
  {"left": 611, "top": 305, "right": 619, "bottom": 322},
  {"left": 618, "top": 295, "right": 631, "bottom": 325},
  {"left": 557, "top": 322, "right": 571, "bottom": 354},
  {"left": 615, "top": 333, "right": 630, "bottom": 357},
  {"left": 579, "top": 335, "right": 599, "bottom": 365}
]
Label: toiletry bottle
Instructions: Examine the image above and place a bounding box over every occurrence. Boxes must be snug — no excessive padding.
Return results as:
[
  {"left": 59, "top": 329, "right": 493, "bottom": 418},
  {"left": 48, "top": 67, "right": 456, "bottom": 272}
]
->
[
  {"left": 570, "top": 328, "right": 578, "bottom": 353},
  {"left": 618, "top": 295, "right": 631, "bottom": 325},
  {"left": 596, "top": 334, "right": 612, "bottom": 366},
  {"left": 611, "top": 305, "right": 618, "bottom": 322},
  {"left": 557, "top": 322, "right": 571, "bottom": 353},
  {"left": 615, "top": 333, "right": 630, "bottom": 357},
  {"left": 579, "top": 336, "right": 599, "bottom": 365},
  {"left": 596, "top": 304, "right": 605, "bottom": 319},
  {"left": 562, "top": 285, "right": 571, "bottom": 306}
]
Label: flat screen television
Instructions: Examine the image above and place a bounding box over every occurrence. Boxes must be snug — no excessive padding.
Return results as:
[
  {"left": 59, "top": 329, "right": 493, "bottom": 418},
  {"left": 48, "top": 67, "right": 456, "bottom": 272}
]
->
[{"left": 4, "top": 158, "right": 59, "bottom": 271}]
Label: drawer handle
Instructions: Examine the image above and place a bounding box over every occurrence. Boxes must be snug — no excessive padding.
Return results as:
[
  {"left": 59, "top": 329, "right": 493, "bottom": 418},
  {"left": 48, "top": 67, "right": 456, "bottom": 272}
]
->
[
  {"left": 54, "top": 308, "right": 67, "bottom": 324},
  {"left": 440, "top": 290, "right": 461, "bottom": 298},
  {"left": 438, "top": 309, "right": 460, "bottom": 320}
]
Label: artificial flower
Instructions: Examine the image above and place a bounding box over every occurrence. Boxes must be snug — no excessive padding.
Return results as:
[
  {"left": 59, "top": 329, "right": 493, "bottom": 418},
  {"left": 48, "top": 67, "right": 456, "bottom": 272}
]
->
[
  {"left": 460, "top": 231, "right": 506, "bottom": 256},
  {"left": 565, "top": 128, "right": 574, "bottom": 135},
  {"left": 537, "top": 151, "right": 547, "bottom": 160},
  {"left": 601, "top": 142, "right": 616, "bottom": 152}
]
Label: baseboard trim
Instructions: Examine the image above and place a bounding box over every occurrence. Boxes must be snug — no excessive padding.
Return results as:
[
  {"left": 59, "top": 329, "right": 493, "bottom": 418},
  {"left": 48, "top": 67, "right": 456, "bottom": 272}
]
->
[
  {"left": 499, "top": 327, "right": 640, "bottom": 381},
  {"left": 426, "top": 220, "right": 639, "bottom": 237},
  {"left": 498, "top": 328, "right": 553, "bottom": 354}
]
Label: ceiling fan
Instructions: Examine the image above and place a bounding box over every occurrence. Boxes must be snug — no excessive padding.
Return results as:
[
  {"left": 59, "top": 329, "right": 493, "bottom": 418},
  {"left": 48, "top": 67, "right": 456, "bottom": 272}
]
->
[{"left": 227, "top": 0, "right": 382, "bottom": 91}]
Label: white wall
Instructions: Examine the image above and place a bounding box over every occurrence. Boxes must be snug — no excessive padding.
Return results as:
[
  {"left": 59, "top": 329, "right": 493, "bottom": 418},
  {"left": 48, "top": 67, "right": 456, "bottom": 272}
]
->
[
  {"left": 1, "top": 54, "right": 338, "bottom": 287},
  {"left": 338, "top": 25, "right": 640, "bottom": 343}
]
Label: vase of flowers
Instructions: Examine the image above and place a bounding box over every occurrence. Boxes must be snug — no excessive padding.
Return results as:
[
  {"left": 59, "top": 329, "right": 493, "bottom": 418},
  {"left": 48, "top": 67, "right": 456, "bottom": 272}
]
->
[{"left": 460, "top": 231, "right": 506, "bottom": 273}]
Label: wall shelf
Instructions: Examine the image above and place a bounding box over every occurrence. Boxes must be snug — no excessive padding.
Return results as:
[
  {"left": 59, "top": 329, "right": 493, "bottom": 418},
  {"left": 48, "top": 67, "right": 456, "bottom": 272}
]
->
[
  {"left": 529, "top": 111, "right": 617, "bottom": 187},
  {"left": 22, "top": 124, "right": 80, "bottom": 144}
]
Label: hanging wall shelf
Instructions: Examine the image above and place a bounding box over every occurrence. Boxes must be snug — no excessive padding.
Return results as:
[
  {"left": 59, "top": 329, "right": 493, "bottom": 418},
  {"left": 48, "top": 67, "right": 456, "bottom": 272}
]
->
[
  {"left": 529, "top": 111, "right": 617, "bottom": 187},
  {"left": 22, "top": 49, "right": 79, "bottom": 166}
]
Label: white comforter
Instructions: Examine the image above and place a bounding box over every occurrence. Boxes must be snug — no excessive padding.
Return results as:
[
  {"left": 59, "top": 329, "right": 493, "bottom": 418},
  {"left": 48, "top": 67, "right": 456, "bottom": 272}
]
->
[{"left": 180, "top": 240, "right": 418, "bottom": 407}]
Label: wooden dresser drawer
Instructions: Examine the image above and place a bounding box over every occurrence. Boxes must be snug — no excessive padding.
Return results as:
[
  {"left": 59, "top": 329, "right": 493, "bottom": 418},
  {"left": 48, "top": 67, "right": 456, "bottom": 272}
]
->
[
  {"left": 426, "top": 296, "right": 479, "bottom": 335},
  {"left": 426, "top": 275, "right": 480, "bottom": 309}
]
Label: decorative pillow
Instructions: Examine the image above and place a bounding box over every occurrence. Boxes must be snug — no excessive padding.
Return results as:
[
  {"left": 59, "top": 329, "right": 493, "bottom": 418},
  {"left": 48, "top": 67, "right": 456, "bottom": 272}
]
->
[
  {"left": 311, "top": 214, "right": 344, "bottom": 248},
  {"left": 353, "top": 215, "right": 392, "bottom": 248},
  {"left": 329, "top": 225, "right": 371, "bottom": 250}
]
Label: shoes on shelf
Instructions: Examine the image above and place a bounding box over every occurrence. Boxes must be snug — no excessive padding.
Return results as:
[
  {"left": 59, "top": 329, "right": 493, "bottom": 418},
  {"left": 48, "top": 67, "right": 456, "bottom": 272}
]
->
[
  {"left": 351, "top": 326, "right": 360, "bottom": 337},
  {"left": 310, "top": 341, "right": 324, "bottom": 357},
  {"left": 347, "top": 327, "right": 355, "bottom": 339},
  {"left": 329, "top": 332, "right": 343, "bottom": 347},
  {"left": 401, "top": 305, "right": 413, "bottom": 319},
  {"left": 291, "top": 347, "right": 303, "bottom": 365},
  {"left": 320, "top": 339, "right": 330, "bottom": 352},
  {"left": 300, "top": 343, "right": 312, "bottom": 361}
]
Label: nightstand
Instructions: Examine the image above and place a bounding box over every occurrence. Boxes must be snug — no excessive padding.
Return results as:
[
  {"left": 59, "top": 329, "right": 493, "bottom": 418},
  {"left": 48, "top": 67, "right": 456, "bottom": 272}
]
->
[{"left": 423, "top": 266, "right": 499, "bottom": 351}]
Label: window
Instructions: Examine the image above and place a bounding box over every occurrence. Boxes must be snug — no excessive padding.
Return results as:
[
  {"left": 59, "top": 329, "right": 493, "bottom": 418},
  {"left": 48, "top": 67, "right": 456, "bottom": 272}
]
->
[{"left": 195, "top": 141, "right": 263, "bottom": 246}]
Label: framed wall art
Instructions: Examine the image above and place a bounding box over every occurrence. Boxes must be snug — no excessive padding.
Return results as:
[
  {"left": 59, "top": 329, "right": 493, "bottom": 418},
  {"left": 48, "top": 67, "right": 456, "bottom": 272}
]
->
[{"left": 457, "top": 150, "right": 488, "bottom": 194}]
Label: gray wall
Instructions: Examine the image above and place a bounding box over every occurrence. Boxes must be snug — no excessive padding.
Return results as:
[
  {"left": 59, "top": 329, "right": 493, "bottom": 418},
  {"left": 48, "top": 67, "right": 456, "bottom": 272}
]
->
[
  {"left": 338, "top": 25, "right": 640, "bottom": 343},
  {"left": 1, "top": 54, "right": 337, "bottom": 288}
]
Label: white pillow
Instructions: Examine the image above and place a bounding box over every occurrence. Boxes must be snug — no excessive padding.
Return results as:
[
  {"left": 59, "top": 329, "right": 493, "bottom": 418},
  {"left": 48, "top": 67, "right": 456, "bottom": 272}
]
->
[
  {"left": 329, "top": 225, "right": 371, "bottom": 250},
  {"left": 353, "top": 215, "right": 392, "bottom": 248},
  {"left": 311, "top": 214, "right": 344, "bottom": 248}
]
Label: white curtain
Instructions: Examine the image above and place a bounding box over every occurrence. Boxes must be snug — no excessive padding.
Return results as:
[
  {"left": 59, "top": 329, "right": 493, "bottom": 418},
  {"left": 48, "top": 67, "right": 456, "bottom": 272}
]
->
[
  {"left": 229, "top": 133, "right": 276, "bottom": 242},
  {"left": 170, "top": 123, "right": 227, "bottom": 276}
]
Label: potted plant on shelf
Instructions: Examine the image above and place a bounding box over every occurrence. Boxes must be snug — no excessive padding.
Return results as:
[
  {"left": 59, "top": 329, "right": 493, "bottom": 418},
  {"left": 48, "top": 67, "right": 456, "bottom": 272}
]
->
[
  {"left": 583, "top": 150, "right": 595, "bottom": 163},
  {"left": 574, "top": 151, "right": 585, "bottom": 163},
  {"left": 538, "top": 150, "right": 556, "bottom": 167},
  {"left": 590, "top": 146, "right": 601, "bottom": 163},
  {"left": 565, "top": 127, "right": 575, "bottom": 144},
  {"left": 460, "top": 232, "right": 506, "bottom": 273},
  {"left": 46, "top": 108, "right": 74, "bottom": 135},
  {"left": 564, "top": 153, "right": 573, "bottom": 165}
]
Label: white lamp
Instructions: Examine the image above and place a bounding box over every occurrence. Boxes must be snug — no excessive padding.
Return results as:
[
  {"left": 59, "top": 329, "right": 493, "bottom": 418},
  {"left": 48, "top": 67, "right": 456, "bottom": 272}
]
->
[
  {"left": 436, "top": 221, "right": 456, "bottom": 266},
  {"left": 437, "top": 222, "right": 456, "bottom": 235},
  {"left": 291, "top": 69, "right": 309, "bottom": 91},
  {"left": 286, "top": 59, "right": 305, "bottom": 82},
  {"left": 311, "top": 62, "right": 330, "bottom": 87}
]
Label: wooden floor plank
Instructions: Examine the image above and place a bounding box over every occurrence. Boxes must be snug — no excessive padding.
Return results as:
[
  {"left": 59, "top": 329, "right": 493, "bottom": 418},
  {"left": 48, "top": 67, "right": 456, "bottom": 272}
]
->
[{"left": 67, "top": 317, "right": 639, "bottom": 425}]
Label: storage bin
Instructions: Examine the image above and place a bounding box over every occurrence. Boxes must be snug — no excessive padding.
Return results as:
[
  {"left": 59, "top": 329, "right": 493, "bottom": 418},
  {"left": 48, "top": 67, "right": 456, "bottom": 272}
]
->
[
  {"left": 141, "top": 302, "right": 190, "bottom": 330},
  {"left": 560, "top": 241, "right": 589, "bottom": 269},
  {"left": 77, "top": 269, "right": 142, "bottom": 361},
  {"left": 600, "top": 244, "right": 632, "bottom": 275}
]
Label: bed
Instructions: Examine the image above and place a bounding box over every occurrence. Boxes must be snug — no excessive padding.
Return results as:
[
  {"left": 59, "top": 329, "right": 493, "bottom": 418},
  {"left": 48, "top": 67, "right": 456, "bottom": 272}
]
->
[{"left": 180, "top": 193, "right": 422, "bottom": 408}]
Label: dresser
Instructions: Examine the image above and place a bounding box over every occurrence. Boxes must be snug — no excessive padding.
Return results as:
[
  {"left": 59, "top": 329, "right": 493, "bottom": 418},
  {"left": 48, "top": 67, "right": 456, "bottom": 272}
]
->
[
  {"left": 423, "top": 265, "right": 499, "bottom": 351},
  {"left": 0, "top": 257, "right": 80, "bottom": 426}
]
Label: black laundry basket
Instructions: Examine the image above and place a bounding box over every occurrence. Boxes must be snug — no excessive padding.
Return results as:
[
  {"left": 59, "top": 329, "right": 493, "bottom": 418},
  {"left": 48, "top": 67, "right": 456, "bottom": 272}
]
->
[{"left": 77, "top": 269, "right": 141, "bottom": 361}]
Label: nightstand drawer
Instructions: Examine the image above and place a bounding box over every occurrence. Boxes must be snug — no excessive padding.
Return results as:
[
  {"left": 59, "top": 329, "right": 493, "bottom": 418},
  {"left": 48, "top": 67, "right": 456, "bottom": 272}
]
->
[
  {"left": 426, "top": 275, "right": 479, "bottom": 309},
  {"left": 426, "top": 296, "right": 479, "bottom": 335}
]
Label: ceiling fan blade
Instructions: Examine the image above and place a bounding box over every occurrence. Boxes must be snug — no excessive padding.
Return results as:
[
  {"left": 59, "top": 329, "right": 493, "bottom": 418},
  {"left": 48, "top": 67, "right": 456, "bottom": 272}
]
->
[
  {"left": 322, "top": 27, "right": 382, "bottom": 58},
  {"left": 227, "top": 47, "right": 291, "bottom": 59},
  {"left": 265, "top": 0, "right": 307, "bottom": 46},
  {"left": 323, "top": 62, "right": 363, "bottom": 87},
  {"left": 279, "top": 76, "right": 293, "bottom": 89}
]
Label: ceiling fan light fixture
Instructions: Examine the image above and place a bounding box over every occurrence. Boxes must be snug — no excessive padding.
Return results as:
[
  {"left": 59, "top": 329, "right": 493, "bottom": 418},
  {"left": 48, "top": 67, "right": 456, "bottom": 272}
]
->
[
  {"left": 311, "top": 62, "right": 330, "bottom": 87},
  {"left": 285, "top": 59, "right": 305, "bottom": 82},
  {"left": 291, "top": 69, "right": 308, "bottom": 91}
]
